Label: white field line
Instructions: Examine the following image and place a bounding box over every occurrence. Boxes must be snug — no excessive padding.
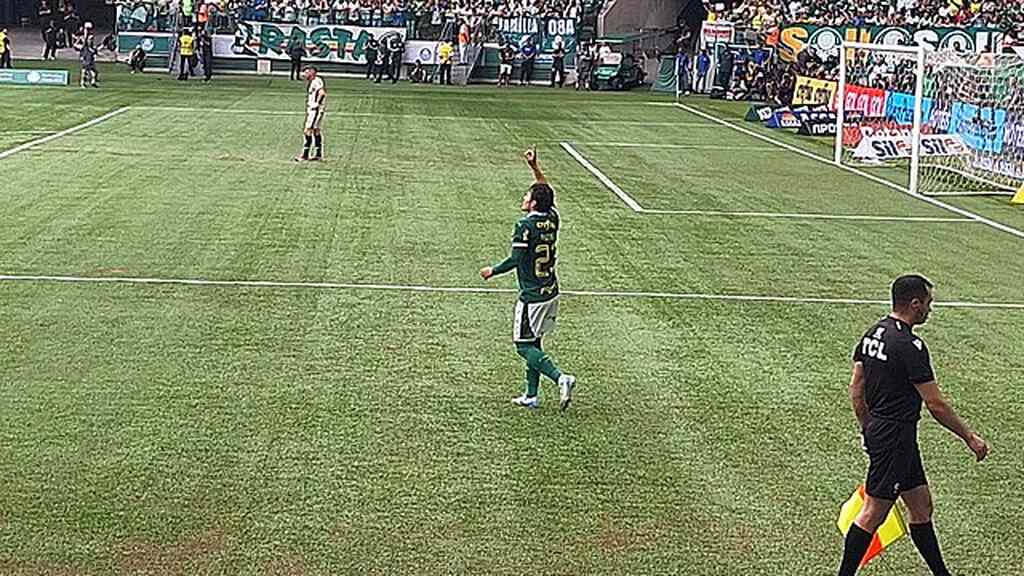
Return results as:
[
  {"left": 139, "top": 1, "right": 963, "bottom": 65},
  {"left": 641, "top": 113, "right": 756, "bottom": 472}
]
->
[
  {"left": 561, "top": 141, "right": 976, "bottom": 222},
  {"left": 2, "top": 273, "right": 1023, "bottom": 309},
  {"left": 641, "top": 209, "right": 974, "bottom": 222},
  {"left": 671, "top": 102, "right": 1024, "bottom": 241},
  {"left": 581, "top": 142, "right": 783, "bottom": 151},
  {"left": 133, "top": 106, "right": 715, "bottom": 127},
  {"left": 0, "top": 130, "right": 58, "bottom": 136},
  {"left": 0, "top": 107, "right": 131, "bottom": 161},
  {"left": 560, "top": 141, "right": 643, "bottom": 212}
]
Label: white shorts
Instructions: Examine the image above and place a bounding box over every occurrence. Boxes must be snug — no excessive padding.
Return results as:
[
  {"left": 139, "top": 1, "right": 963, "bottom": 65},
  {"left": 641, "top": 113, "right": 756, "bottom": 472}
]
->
[
  {"left": 513, "top": 297, "right": 559, "bottom": 343},
  {"left": 500, "top": 63, "right": 513, "bottom": 76},
  {"left": 305, "top": 107, "right": 325, "bottom": 130}
]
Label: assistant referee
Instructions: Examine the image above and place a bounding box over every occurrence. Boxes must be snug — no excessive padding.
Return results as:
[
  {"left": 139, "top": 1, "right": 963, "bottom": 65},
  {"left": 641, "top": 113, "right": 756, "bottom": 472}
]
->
[{"left": 837, "top": 274, "right": 989, "bottom": 576}]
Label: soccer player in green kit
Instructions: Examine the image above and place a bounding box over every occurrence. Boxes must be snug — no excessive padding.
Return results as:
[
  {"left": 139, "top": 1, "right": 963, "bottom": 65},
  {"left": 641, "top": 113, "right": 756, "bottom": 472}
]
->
[{"left": 480, "top": 147, "right": 577, "bottom": 412}]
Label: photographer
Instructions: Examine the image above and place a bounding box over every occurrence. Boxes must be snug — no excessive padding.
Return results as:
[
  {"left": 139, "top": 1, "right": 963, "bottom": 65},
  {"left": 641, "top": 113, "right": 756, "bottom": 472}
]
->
[{"left": 129, "top": 45, "right": 147, "bottom": 74}]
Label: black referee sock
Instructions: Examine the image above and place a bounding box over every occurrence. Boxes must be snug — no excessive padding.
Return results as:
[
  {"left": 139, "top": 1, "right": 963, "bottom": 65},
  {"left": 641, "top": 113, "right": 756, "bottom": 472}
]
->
[
  {"left": 302, "top": 135, "right": 312, "bottom": 159},
  {"left": 838, "top": 524, "right": 873, "bottom": 576},
  {"left": 910, "top": 522, "right": 951, "bottom": 576},
  {"left": 313, "top": 134, "right": 322, "bottom": 158}
]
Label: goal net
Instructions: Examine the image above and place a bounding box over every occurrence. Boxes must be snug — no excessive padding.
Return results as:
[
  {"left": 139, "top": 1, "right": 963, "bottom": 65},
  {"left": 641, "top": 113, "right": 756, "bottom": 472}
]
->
[{"left": 834, "top": 42, "right": 1024, "bottom": 198}]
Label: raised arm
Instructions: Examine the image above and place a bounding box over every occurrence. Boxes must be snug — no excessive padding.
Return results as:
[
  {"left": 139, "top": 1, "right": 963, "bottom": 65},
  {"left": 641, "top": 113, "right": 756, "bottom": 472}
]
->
[{"left": 525, "top": 146, "right": 546, "bottom": 185}]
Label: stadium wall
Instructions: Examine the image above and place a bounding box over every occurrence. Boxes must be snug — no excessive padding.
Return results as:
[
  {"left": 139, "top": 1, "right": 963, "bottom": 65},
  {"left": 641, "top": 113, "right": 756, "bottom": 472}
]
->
[{"left": 597, "top": 0, "right": 688, "bottom": 36}]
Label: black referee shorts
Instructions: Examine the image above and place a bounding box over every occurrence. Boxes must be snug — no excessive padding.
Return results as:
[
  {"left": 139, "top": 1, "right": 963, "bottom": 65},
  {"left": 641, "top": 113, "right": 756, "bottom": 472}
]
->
[{"left": 863, "top": 416, "right": 928, "bottom": 500}]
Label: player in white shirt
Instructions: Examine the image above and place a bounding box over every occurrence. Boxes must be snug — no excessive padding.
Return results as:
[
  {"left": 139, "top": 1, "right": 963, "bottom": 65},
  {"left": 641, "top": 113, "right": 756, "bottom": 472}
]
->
[{"left": 296, "top": 66, "right": 326, "bottom": 162}]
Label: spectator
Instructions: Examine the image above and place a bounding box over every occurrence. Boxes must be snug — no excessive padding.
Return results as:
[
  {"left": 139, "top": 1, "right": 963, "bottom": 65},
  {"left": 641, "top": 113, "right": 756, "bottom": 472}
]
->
[
  {"left": 520, "top": 36, "right": 537, "bottom": 86},
  {"left": 365, "top": 34, "right": 379, "bottom": 80},
  {"left": 410, "top": 59, "right": 426, "bottom": 82},
  {"left": 677, "top": 49, "right": 692, "bottom": 95},
  {"left": 80, "top": 34, "right": 98, "bottom": 88},
  {"left": 498, "top": 42, "right": 515, "bottom": 87},
  {"left": 0, "top": 29, "right": 10, "bottom": 69},
  {"left": 288, "top": 36, "right": 306, "bottom": 80},
  {"left": 550, "top": 39, "right": 566, "bottom": 88},
  {"left": 386, "top": 33, "right": 404, "bottom": 83},
  {"left": 42, "top": 20, "right": 60, "bottom": 60},
  {"left": 575, "top": 40, "right": 592, "bottom": 90},
  {"left": 696, "top": 48, "right": 711, "bottom": 92},
  {"left": 63, "top": 9, "right": 80, "bottom": 49},
  {"left": 129, "top": 45, "right": 148, "bottom": 74},
  {"left": 200, "top": 30, "right": 214, "bottom": 81}
]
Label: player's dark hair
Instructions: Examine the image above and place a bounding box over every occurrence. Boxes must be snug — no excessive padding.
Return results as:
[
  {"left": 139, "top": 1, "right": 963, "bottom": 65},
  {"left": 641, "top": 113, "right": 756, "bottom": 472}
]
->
[
  {"left": 892, "top": 274, "right": 933, "bottom": 308},
  {"left": 303, "top": 65, "right": 318, "bottom": 73},
  {"left": 529, "top": 183, "right": 555, "bottom": 212}
]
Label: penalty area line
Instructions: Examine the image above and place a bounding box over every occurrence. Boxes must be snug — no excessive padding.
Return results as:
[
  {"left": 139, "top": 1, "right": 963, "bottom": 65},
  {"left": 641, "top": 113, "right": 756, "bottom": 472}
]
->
[
  {"left": 1, "top": 274, "right": 1024, "bottom": 309},
  {"left": 670, "top": 102, "right": 1024, "bottom": 241},
  {"left": 559, "top": 142, "right": 976, "bottom": 223},
  {"left": 0, "top": 107, "right": 132, "bottom": 161}
]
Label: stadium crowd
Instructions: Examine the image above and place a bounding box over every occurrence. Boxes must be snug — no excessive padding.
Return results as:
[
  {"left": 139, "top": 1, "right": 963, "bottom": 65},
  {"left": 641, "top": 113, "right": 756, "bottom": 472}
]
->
[{"left": 711, "top": 0, "right": 1024, "bottom": 38}]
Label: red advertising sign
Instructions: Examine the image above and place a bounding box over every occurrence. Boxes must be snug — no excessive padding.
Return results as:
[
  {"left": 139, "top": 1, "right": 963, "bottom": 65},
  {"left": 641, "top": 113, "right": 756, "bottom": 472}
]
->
[{"left": 844, "top": 85, "right": 887, "bottom": 118}]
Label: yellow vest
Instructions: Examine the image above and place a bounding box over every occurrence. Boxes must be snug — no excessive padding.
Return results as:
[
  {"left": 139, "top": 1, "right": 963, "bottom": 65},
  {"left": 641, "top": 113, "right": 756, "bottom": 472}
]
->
[
  {"left": 439, "top": 43, "right": 453, "bottom": 64},
  {"left": 0, "top": 31, "right": 8, "bottom": 54},
  {"left": 180, "top": 34, "right": 195, "bottom": 56}
]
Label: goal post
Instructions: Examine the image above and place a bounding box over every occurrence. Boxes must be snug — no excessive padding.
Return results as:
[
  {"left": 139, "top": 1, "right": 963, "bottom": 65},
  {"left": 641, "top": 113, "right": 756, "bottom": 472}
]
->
[{"left": 835, "top": 41, "right": 1024, "bottom": 199}]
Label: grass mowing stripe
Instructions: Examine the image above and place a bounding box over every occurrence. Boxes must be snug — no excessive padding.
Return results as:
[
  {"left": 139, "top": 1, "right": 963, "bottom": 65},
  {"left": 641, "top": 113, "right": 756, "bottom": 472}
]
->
[
  {"left": 672, "top": 102, "right": 1024, "bottom": 241},
  {"left": 134, "top": 106, "right": 717, "bottom": 127},
  {"left": 0, "top": 107, "right": 131, "bottom": 161},
  {"left": 2, "top": 274, "right": 1024, "bottom": 309}
]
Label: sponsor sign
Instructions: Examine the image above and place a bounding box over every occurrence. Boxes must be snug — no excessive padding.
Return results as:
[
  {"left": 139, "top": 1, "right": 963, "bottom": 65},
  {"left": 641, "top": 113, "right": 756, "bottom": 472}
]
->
[
  {"left": 225, "top": 21, "right": 406, "bottom": 64},
  {"left": 843, "top": 119, "right": 912, "bottom": 148},
  {"left": 745, "top": 104, "right": 775, "bottom": 122},
  {"left": 883, "top": 91, "right": 938, "bottom": 125},
  {"left": 949, "top": 101, "right": 1008, "bottom": 153},
  {"left": 853, "top": 133, "right": 969, "bottom": 161},
  {"left": 765, "top": 108, "right": 801, "bottom": 129},
  {"left": 793, "top": 75, "right": 837, "bottom": 107},
  {"left": 117, "top": 32, "right": 173, "bottom": 56},
  {"left": 404, "top": 40, "right": 438, "bottom": 65},
  {"left": 779, "top": 23, "right": 1004, "bottom": 62},
  {"left": 0, "top": 69, "right": 69, "bottom": 86},
  {"left": 844, "top": 84, "right": 887, "bottom": 118},
  {"left": 797, "top": 111, "right": 838, "bottom": 136},
  {"left": 701, "top": 22, "right": 735, "bottom": 46}
]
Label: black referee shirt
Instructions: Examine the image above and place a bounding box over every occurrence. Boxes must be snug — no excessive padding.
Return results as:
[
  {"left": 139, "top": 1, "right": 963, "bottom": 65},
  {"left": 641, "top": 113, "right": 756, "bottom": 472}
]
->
[{"left": 853, "top": 316, "right": 935, "bottom": 423}]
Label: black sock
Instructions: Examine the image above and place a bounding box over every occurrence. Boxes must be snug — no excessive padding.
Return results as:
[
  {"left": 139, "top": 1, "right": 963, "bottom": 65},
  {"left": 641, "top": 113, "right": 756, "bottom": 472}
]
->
[
  {"left": 910, "top": 522, "right": 951, "bottom": 576},
  {"left": 314, "top": 134, "right": 322, "bottom": 158},
  {"left": 302, "top": 135, "right": 311, "bottom": 159},
  {"left": 838, "top": 524, "right": 874, "bottom": 576}
]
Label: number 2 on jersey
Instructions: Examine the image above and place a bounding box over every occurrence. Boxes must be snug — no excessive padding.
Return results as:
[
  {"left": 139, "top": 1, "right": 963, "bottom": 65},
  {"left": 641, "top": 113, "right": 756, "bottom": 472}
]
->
[{"left": 534, "top": 244, "right": 553, "bottom": 278}]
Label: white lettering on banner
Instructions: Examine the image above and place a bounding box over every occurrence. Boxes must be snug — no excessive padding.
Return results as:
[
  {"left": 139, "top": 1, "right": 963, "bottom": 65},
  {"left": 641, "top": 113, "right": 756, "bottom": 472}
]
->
[{"left": 854, "top": 134, "right": 970, "bottom": 161}]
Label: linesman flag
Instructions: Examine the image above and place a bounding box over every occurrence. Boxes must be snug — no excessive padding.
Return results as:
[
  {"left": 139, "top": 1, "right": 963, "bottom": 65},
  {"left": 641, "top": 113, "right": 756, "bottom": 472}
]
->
[
  {"left": 837, "top": 485, "right": 909, "bottom": 567},
  {"left": 1011, "top": 185, "right": 1024, "bottom": 205}
]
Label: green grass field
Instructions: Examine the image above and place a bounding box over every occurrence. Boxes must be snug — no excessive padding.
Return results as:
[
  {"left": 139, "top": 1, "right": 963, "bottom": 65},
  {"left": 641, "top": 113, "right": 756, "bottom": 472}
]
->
[{"left": 2, "top": 63, "right": 1023, "bottom": 575}]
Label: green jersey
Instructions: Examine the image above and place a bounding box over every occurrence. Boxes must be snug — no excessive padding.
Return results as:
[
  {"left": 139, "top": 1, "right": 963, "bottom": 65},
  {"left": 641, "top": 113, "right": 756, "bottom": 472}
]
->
[{"left": 494, "top": 209, "right": 560, "bottom": 303}]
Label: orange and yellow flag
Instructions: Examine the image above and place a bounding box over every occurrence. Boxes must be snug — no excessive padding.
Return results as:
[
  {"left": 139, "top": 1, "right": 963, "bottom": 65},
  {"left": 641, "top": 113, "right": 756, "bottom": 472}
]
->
[{"left": 837, "top": 485, "right": 908, "bottom": 567}]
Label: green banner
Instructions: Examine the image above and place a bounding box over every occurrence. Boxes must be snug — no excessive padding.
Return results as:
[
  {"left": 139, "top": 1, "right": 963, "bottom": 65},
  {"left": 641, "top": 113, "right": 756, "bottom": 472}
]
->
[
  {"left": 778, "top": 23, "right": 1005, "bottom": 62},
  {"left": 117, "top": 32, "right": 173, "bottom": 56},
  {"left": 228, "top": 21, "right": 405, "bottom": 64},
  {"left": 652, "top": 55, "right": 676, "bottom": 93},
  {"left": 0, "top": 69, "right": 69, "bottom": 86},
  {"left": 496, "top": 16, "right": 577, "bottom": 62}
]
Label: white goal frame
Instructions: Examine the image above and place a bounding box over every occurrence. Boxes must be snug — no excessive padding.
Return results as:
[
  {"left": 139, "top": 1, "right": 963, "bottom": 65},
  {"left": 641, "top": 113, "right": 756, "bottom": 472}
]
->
[{"left": 834, "top": 41, "right": 926, "bottom": 194}]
